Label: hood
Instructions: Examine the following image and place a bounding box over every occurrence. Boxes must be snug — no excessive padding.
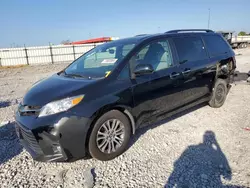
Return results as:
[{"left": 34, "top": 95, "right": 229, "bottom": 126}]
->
[{"left": 23, "top": 74, "right": 97, "bottom": 106}]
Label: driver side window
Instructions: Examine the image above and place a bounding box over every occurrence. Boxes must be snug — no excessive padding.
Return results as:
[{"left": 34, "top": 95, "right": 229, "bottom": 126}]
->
[{"left": 130, "top": 39, "right": 173, "bottom": 72}]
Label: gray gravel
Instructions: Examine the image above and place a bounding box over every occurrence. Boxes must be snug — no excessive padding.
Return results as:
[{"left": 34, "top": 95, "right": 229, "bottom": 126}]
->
[{"left": 0, "top": 49, "right": 250, "bottom": 188}]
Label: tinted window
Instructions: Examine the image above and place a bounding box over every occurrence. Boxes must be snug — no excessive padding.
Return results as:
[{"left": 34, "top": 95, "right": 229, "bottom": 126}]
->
[
  {"left": 203, "top": 35, "right": 229, "bottom": 56},
  {"left": 173, "top": 37, "right": 207, "bottom": 63},
  {"left": 130, "top": 39, "right": 173, "bottom": 72}
]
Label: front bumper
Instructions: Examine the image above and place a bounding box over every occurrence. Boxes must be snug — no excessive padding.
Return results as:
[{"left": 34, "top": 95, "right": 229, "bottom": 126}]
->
[{"left": 15, "top": 112, "right": 91, "bottom": 162}]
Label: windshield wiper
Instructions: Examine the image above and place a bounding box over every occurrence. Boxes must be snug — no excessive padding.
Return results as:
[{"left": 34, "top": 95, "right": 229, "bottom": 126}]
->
[
  {"left": 61, "top": 71, "right": 93, "bottom": 79},
  {"left": 67, "top": 73, "right": 85, "bottom": 78}
]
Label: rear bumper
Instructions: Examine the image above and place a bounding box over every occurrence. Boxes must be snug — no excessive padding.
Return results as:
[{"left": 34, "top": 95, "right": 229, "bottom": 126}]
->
[{"left": 15, "top": 113, "right": 91, "bottom": 162}]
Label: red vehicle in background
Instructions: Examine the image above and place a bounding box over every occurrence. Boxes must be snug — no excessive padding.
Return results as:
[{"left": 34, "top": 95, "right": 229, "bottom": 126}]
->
[{"left": 65, "top": 37, "right": 119, "bottom": 45}]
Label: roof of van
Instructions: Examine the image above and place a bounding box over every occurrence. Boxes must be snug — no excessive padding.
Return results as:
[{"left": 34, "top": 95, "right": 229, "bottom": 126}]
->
[
  {"left": 137, "top": 29, "right": 216, "bottom": 38},
  {"left": 107, "top": 29, "right": 219, "bottom": 45}
]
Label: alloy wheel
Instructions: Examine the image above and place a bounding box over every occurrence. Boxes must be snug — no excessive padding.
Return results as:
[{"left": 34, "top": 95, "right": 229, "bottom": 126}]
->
[{"left": 96, "top": 119, "right": 125, "bottom": 154}]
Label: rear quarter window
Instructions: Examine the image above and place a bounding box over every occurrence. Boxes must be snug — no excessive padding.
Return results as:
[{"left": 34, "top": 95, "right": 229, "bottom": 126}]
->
[
  {"left": 173, "top": 37, "right": 207, "bottom": 63},
  {"left": 202, "top": 35, "right": 229, "bottom": 57}
]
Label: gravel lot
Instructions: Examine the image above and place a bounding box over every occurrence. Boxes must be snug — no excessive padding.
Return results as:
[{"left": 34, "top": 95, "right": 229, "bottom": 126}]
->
[{"left": 0, "top": 49, "right": 250, "bottom": 188}]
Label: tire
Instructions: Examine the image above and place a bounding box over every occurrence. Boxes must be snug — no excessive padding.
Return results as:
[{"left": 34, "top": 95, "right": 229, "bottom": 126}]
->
[
  {"left": 209, "top": 78, "right": 228, "bottom": 108},
  {"left": 239, "top": 43, "right": 243, "bottom": 49},
  {"left": 88, "top": 110, "right": 131, "bottom": 161}
]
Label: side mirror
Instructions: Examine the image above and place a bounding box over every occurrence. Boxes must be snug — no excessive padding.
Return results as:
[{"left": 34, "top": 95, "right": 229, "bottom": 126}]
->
[{"left": 134, "top": 64, "right": 154, "bottom": 76}]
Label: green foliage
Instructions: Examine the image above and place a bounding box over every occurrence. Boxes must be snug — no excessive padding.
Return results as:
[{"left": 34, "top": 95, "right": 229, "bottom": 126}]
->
[{"left": 238, "top": 31, "right": 246, "bottom": 36}]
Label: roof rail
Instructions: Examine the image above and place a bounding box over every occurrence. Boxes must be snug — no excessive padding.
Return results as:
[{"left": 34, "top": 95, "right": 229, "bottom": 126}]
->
[
  {"left": 135, "top": 34, "right": 148, "bottom": 37},
  {"left": 165, "top": 29, "right": 214, "bottom": 33}
]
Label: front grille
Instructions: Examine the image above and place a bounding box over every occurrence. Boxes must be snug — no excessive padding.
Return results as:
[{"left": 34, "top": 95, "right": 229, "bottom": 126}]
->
[
  {"left": 18, "top": 124, "right": 43, "bottom": 155},
  {"left": 18, "top": 105, "right": 41, "bottom": 116}
]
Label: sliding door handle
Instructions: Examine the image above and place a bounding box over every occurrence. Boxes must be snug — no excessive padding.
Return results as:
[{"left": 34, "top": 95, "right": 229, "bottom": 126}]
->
[
  {"left": 182, "top": 69, "right": 191, "bottom": 74},
  {"left": 170, "top": 72, "right": 180, "bottom": 79}
]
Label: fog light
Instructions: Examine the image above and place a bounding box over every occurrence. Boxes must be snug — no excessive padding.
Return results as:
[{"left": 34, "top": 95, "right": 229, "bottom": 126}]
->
[{"left": 52, "top": 144, "right": 62, "bottom": 154}]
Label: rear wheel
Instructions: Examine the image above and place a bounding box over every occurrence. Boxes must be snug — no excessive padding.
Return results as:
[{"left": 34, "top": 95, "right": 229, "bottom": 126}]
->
[
  {"left": 209, "top": 79, "right": 228, "bottom": 108},
  {"left": 88, "top": 110, "right": 131, "bottom": 161},
  {"left": 239, "top": 43, "right": 247, "bottom": 48}
]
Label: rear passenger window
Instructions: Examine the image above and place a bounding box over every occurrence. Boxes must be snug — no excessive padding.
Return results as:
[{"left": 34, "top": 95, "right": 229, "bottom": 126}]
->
[
  {"left": 203, "top": 35, "right": 229, "bottom": 56},
  {"left": 173, "top": 37, "right": 207, "bottom": 63}
]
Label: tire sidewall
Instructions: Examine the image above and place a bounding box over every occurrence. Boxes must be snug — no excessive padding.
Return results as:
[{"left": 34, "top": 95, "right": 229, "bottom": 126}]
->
[
  {"left": 88, "top": 110, "right": 131, "bottom": 161},
  {"left": 209, "top": 79, "right": 228, "bottom": 108}
]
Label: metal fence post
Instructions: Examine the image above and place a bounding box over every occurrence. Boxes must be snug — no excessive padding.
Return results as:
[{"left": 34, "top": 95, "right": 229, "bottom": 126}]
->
[
  {"left": 94, "top": 43, "right": 97, "bottom": 60},
  {"left": 24, "top": 46, "right": 29, "bottom": 65},
  {"left": 49, "top": 45, "right": 54, "bottom": 64},
  {"left": 72, "top": 45, "right": 76, "bottom": 60}
]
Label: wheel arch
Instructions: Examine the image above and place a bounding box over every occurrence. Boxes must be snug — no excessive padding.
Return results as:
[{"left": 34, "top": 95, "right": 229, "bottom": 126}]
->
[
  {"left": 212, "top": 58, "right": 234, "bottom": 90},
  {"left": 84, "top": 104, "right": 136, "bottom": 154}
]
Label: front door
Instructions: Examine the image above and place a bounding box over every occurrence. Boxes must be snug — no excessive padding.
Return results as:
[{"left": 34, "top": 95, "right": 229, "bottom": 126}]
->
[{"left": 130, "top": 38, "right": 184, "bottom": 127}]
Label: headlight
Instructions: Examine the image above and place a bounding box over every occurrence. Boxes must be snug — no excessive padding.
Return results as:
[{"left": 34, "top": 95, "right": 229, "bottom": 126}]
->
[{"left": 39, "top": 95, "right": 84, "bottom": 117}]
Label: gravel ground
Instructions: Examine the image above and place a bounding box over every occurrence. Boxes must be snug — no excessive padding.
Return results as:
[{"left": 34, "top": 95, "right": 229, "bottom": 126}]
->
[{"left": 0, "top": 49, "right": 250, "bottom": 188}]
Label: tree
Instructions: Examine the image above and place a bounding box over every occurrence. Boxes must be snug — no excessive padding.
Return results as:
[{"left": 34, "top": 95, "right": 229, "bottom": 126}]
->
[
  {"left": 238, "top": 31, "right": 246, "bottom": 36},
  {"left": 61, "top": 40, "right": 71, "bottom": 45}
]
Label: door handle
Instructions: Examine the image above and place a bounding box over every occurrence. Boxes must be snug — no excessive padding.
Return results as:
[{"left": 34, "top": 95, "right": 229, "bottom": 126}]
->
[
  {"left": 170, "top": 72, "right": 180, "bottom": 79},
  {"left": 182, "top": 69, "right": 191, "bottom": 74}
]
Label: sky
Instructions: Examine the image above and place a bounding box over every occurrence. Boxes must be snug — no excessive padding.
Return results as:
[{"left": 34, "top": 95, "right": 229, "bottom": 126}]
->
[{"left": 1, "top": 0, "right": 250, "bottom": 48}]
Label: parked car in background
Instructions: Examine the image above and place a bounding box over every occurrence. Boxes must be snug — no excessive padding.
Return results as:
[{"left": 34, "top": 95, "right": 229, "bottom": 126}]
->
[{"left": 15, "top": 29, "right": 236, "bottom": 162}]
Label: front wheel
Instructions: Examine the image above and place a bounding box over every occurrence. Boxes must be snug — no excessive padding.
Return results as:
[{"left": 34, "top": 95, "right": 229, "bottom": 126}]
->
[
  {"left": 88, "top": 110, "right": 131, "bottom": 161},
  {"left": 209, "top": 78, "right": 228, "bottom": 108}
]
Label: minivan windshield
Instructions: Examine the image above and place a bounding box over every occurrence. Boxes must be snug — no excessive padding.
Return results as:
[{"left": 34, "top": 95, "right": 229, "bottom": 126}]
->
[{"left": 63, "top": 39, "right": 138, "bottom": 78}]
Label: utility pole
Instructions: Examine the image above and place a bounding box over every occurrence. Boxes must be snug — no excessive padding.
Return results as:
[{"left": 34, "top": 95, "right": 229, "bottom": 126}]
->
[
  {"left": 158, "top": 26, "right": 160, "bottom": 33},
  {"left": 208, "top": 8, "right": 211, "bottom": 29}
]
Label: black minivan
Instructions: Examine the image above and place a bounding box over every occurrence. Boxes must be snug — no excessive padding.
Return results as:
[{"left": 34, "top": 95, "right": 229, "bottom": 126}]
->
[{"left": 15, "top": 29, "right": 236, "bottom": 162}]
